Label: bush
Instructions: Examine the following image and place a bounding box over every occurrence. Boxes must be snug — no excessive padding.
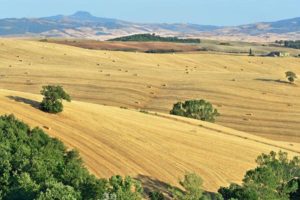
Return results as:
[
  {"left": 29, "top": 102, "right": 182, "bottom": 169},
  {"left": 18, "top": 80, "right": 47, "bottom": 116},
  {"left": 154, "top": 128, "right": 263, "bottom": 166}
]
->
[
  {"left": 285, "top": 71, "right": 297, "bottom": 84},
  {"left": 149, "top": 191, "right": 165, "bottom": 200},
  {"left": 40, "top": 85, "right": 71, "bottom": 113},
  {"left": 0, "top": 114, "right": 143, "bottom": 200},
  {"left": 170, "top": 173, "right": 222, "bottom": 200},
  {"left": 170, "top": 100, "right": 219, "bottom": 122}
]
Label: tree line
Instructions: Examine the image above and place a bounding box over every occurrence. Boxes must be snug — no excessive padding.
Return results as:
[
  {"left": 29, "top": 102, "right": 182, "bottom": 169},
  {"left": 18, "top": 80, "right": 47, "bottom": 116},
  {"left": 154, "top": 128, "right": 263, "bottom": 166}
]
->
[
  {"left": 275, "top": 40, "right": 300, "bottom": 49},
  {"left": 108, "top": 33, "right": 201, "bottom": 43}
]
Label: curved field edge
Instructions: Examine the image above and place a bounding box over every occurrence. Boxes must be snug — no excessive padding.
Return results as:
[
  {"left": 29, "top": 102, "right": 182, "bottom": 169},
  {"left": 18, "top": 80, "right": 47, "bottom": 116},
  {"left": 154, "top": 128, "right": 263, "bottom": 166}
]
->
[
  {"left": 0, "top": 89, "right": 299, "bottom": 192},
  {"left": 0, "top": 39, "right": 299, "bottom": 142}
]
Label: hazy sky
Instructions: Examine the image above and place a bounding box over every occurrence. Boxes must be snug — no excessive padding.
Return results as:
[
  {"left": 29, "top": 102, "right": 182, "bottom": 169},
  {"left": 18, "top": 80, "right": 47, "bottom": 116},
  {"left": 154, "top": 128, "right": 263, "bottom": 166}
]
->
[{"left": 0, "top": 0, "right": 299, "bottom": 26}]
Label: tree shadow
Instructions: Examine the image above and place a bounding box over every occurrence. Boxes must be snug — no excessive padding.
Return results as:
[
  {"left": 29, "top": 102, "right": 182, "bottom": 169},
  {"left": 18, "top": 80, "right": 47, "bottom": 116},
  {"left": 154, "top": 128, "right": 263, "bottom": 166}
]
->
[
  {"left": 136, "top": 174, "right": 179, "bottom": 199},
  {"left": 7, "top": 96, "right": 40, "bottom": 109},
  {"left": 136, "top": 174, "right": 220, "bottom": 200},
  {"left": 254, "top": 78, "right": 291, "bottom": 84}
]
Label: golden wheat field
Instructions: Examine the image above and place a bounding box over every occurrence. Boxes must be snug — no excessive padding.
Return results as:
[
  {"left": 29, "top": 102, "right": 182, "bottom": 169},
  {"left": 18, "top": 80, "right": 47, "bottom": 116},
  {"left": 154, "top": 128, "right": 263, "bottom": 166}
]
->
[
  {"left": 0, "top": 39, "right": 299, "bottom": 142},
  {"left": 0, "top": 89, "right": 299, "bottom": 193},
  {"left": 0, "top": 38, "right": 300, "bottom": 193}
]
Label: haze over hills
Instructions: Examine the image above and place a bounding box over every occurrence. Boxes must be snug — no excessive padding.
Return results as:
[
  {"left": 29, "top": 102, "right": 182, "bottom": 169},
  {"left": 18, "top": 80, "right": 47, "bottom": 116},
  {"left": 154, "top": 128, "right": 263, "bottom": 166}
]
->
[{"left": 1, "top": 11, "right": 300, "bottom": 41}]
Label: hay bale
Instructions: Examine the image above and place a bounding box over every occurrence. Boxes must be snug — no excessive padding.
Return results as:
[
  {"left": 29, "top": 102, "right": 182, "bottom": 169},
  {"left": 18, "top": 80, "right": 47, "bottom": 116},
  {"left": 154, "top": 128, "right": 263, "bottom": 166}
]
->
[{"left": 43, "top": 126, "right": 51, "bottom": 130}]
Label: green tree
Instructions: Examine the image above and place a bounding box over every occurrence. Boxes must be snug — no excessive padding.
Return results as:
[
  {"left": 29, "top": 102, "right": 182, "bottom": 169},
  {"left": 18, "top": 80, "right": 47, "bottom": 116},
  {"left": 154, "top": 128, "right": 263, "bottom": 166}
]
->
[
  {"left": 285, "top": 71, "right": 297, "bottom": 84},
  {"left": 108, "top": 175, "right": 143, "bottom": 200},
  {"left": 0, "top": 114, "right": 143, "bottom": 200},
  {"left": 170, "top": 100, "right": 219, "bottom": 122},
  {"left": 249, "top": 48, "right": 254, "bottom": 56},
  {"left": 40, "top": 85, "right": 71, "bottom": 113},
  {"left": 219, "top": 151, "right": 300, "bottom": 200},
  {"left": 170, "top": 173, "right": 214, "bottom": 200},
  {"left": 36, "top": 180, "right": 80, "bottom": 200}
]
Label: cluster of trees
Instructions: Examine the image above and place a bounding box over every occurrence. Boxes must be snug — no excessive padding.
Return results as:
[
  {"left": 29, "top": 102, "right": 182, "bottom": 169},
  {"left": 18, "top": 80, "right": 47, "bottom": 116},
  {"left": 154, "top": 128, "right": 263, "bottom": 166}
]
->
[
  {"left": 218, "top": 151, "right": 300, "bottom": 200},
  {"left": 170, "top": 99, "right": 220, "bottom": 122},
  {"left": 164, "top": 151, "right": 300, "bottom": 200},
  {"left": 109, "top": 33, "right": 201, "bottom": 43},
  {"left": 145, "top": 49, "right": 181, "bottom": 53},
  {"left": 275, "top": 40, "right": 300, "bottom": 49},
  {"left": 0, "top": 114, "right": 143, "bottom": 200}
]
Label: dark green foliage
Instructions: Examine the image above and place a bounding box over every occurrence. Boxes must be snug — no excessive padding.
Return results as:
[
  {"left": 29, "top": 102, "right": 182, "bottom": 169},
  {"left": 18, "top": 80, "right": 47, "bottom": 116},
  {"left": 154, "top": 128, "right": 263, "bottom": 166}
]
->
[
  {"left": 145, "top": 49, "right": 180, "bottom": 53},
  {"left": 285, "top": 71, "right": 297, "bottom": 83},
  {"left": 108, "top": 175, "right": 143, "bottom": 200},
  {"left": 249, "top": 48, "right": 254, "bottom": 56},
  {"left": 0, "top": 114, "right": 142, "bottom": 200},
  {"left": 170, "top": 173, "right": 218, "bottom": 200},
  {"left": 170, "top": 100, "right": 219, "bottom": 122},
  {"left": 149, "top": 191, "right": 165, "bottom": 200},
  {"left": 109, "top": 33, "right": 201, "bottom": 43},
  {"left": 282, "top": 40, "right": 300, "bottom": 49},
  {"left": 40, "top": 85, "right": 71, "bottom": 113},
  {"left": 219, "top": 151, "right": 300, "bottom": 200}
]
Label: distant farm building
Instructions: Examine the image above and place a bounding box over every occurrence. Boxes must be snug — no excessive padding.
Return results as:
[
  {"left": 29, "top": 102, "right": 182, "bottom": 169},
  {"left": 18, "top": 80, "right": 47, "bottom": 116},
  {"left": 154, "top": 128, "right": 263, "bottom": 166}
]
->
[{"left": 267, "top": 51, "right": 290, "bottom": 57}]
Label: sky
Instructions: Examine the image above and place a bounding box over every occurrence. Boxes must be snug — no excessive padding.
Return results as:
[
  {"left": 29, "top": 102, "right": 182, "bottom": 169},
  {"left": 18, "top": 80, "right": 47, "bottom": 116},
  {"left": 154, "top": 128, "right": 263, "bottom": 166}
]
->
[{"left": 0, "top": 0, "right": 299, "bottom": 26}]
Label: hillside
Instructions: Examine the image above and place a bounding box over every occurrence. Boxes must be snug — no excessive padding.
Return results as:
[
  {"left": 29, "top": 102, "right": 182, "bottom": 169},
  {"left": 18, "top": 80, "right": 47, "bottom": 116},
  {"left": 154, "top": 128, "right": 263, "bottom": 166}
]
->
[
  {"left": 0, "top": 39, "right": 299, "bottom": 142},
  {"left": 0, "top": 89, "right": 299, "bottom": 193},
  {"left": 1, "top": 12, "right": 300, "bottom": 41}
]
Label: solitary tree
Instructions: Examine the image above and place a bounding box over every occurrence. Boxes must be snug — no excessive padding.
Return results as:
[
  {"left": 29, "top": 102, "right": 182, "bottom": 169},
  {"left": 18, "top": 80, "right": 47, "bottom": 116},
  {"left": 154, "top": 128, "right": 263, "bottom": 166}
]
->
[
  {"left": 285, "top": 71, "right": 297, "bottom": 84},
  {"left": 40, "top": 85, "right": 71, "bottom": 113},
  {"left": 170, "top": 100, "right": 219, "bottom": 122},
  {"left": 249, "top": 48, "right": 254, "bottom": 56}
]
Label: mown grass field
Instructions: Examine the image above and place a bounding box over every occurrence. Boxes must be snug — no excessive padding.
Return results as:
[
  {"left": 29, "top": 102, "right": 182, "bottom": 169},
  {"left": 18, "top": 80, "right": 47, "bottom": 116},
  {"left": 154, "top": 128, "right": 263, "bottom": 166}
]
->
[
  {"left": 0, "top": 39, "right": 299, "bottom": 142},
  {"left": 0, "top": 89, "right": 299, "bottom": 192}
]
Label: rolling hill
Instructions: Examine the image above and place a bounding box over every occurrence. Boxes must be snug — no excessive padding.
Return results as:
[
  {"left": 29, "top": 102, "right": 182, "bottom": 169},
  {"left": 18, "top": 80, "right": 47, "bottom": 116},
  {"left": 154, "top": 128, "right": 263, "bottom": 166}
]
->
[
  {"left": 0, "top": 39, "right": 299, "bottom": 143},
  {"left": 0, "top": 88, "right": 299, "bottom": 193},
  {"left": 1, "top": 11, "right": 300, "bottom": 41}
]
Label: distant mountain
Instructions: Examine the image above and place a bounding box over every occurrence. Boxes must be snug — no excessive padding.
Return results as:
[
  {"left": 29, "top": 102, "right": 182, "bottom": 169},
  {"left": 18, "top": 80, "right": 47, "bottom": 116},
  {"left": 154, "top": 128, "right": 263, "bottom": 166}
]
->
[{"left": 0, "top": 11, "right": 300, "bottom": 41}]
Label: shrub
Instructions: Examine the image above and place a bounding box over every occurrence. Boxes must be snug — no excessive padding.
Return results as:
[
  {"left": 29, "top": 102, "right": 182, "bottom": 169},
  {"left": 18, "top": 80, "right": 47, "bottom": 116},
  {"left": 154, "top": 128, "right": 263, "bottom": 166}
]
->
[
  {"left": 285, "top": 71, "right": 297, "bottom": 83},
  {"left": 170, "top": 100, "right": 219, "bottom": 122},
  {"left": 149, "top": 191, "right": 165, "bottom": 200},
  {"left": 40, "top": 85, "right": 71, "bottom": 113},
  {"left": 170, "top": 173, "right": 222, "bottom": 200}
]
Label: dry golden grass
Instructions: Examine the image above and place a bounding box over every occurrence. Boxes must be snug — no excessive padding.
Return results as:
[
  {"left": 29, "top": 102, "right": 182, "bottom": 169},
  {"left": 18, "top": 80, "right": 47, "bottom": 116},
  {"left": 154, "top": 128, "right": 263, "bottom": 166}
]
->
[
  {"left": 0, "top": 39, "right": 300, "bottom": 143},
  {"left": 1, "top": 89, "right": 299, "bottom": 192}
]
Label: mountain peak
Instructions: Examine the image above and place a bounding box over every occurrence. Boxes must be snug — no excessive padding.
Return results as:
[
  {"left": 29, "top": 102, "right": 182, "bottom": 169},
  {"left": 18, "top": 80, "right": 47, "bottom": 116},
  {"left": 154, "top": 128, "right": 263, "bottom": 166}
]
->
[{"left": 71, "top": 11, "right": 94, "bottom": 18}]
